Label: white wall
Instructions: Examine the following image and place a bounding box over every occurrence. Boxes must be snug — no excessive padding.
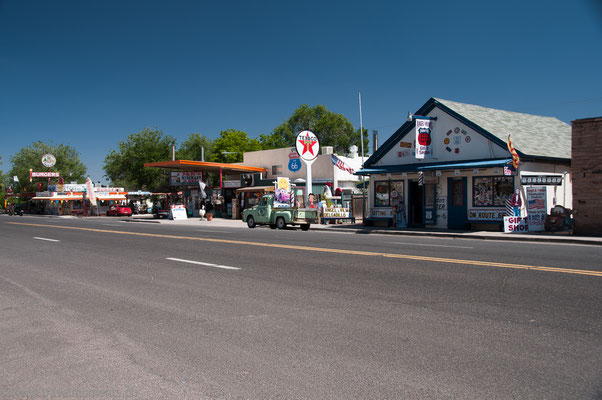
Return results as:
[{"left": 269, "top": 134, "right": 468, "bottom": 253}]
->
[{"left": 375, "top": 106, "right": 508, "bottom": 167}]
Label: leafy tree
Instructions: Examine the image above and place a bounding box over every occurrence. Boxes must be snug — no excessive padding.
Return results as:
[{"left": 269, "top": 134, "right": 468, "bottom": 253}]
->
[
  {"left": 8, "top": 142, "right": 87, "bottom": 192},
  {"left": 260, "top": 104, "right": 369, "bottom": 155},
  {"left": 176, "top": 133, "right": 214, "bottom": 162},
  {"left": 212, "top": 129, "right": 262, "bottom": 163},
  {"left": 103, "top": 128, "right": 175, "bottom": 190}
]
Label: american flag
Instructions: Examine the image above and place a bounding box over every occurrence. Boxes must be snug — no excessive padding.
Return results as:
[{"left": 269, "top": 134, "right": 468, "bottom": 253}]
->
[
  {"left": 331, "top": 154, "right": 354, "bottom": 174},
  {"left": 528, "top": 199, "right": 545, "bottom": 209}
]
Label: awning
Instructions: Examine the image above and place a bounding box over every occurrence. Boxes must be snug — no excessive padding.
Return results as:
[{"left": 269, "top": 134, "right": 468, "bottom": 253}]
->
[
  {"left": 144, "top": 160, "right": 267, "bottom": 174},
  {"left": 32, "top": 196, "right": 83, "bottom": 201},
  {"left": 235, "top": 186, "right": 275, "bottom": 193},
  {"left": 355, "top": 158, "right": 510, "bottom": 176}
]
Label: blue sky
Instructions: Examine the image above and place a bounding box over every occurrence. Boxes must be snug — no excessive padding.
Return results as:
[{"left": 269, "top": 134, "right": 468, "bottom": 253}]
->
[{"left": 1, "top": 0, "right": 601, "bottom": 184}]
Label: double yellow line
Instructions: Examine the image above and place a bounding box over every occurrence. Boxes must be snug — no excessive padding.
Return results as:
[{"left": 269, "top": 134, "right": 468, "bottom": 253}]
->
[{"left": 9, "top": 222, "right": 602, "bottom": 277}]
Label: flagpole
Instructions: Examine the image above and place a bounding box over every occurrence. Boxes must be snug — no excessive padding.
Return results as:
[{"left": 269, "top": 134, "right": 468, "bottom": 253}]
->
[{"left": 359, "top": 92, "right": 366, "bottom": 223}]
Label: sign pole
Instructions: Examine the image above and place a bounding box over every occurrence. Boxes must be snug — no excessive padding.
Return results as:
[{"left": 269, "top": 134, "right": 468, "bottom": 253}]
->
[{"left": 295, "top": 130, "right": 320, "bottom": 205}]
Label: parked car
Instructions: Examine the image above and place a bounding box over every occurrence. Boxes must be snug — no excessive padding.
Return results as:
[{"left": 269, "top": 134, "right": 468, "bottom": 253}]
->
[
  {"left": 106, "top": 205, "right": 132, "bottom": 217},
  {"left": 242, "top": 193, "right": 319, "bottom": 230}
]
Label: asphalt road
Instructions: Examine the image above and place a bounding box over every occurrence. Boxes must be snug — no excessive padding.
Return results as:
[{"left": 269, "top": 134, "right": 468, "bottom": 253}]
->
[{"left": 1, "top": 215, "right": 601, "bottom": 399}]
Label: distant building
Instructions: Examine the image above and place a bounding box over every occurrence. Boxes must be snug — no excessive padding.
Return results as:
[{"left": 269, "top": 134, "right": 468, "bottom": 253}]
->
[{"left": 571, "top": 117, "right": 602, "bottom": 235}]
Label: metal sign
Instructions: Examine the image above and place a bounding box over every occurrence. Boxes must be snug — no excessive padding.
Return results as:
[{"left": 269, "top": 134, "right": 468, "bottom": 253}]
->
[
  {"left": 295, "top": 130, "right": 319, "bottom": 162},
  {"left": 520, "top": 175, "right": 562, "bottom": 186},
  {"left": 41, "top": 153, "right": 56, "bottom": 168}
]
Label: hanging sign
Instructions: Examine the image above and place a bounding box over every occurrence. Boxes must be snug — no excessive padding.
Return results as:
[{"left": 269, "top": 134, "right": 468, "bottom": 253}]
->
[
  {"left": 31, "top": 171, "right": 60, "bottom": 178},
  {"left": 41, "top": 153, "right": 56, "bottom": 168},
  {"left": 520, "top": 175, "right": 562, "bottom": 186},
  {"left": 414, "top": 117, "right": 433, "bottom": 159}
]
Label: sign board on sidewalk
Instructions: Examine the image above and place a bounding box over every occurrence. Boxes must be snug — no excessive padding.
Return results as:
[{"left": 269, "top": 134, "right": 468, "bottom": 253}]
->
[
  {"left": 170, "top": 204, "right": 188, "bottom": 220},
  {"left": 504, "top": 216, "right": 529, "bottom": 233},
  {"left": 526, "top": 187, "right": 547, "bottom": 232}
]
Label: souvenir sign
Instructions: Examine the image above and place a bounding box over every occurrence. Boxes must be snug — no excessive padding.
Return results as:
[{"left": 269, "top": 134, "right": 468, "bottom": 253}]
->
[
  {"left": 41, "top": 153, "right": 56, "bottom": 168},
  {"left": 414, "top": 117, "right": 433, "bottom": 159}
]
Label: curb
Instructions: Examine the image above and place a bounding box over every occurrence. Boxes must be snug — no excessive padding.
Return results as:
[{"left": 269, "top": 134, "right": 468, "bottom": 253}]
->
[{"left": 311, "top": 226, "right": 602, "bottom": 245}]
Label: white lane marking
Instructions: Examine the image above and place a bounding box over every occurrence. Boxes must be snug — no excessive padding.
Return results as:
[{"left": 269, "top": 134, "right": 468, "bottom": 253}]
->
[
  {"left": 166, "top": 257, "right": 240, "bottom": 270},
  {"left": 196, "top": 230, "right": 232, "bottom": 234},
  {"left": 102, "top": 224, "right": 121, "bottom": 227},
  {"left": 386, "top": 241, "right": 473, "bottom": 249},
  {"left": 33, "top": 237, "right": 60, "bottom": 242}
]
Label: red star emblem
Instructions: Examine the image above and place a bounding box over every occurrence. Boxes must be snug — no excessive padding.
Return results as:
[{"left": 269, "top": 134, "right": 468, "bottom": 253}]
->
[{"left": 300, "top": 139, "right": 317, "bottom": 156}]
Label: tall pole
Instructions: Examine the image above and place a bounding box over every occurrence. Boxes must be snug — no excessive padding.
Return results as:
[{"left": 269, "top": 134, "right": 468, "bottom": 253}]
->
[{"left": 359, "top": 92, "right": 366, "bottom": 222}]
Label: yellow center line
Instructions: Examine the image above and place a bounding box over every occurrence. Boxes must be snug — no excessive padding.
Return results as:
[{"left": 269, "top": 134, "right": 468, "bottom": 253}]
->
[{"left": 8, "top": 222, "right": 602, "bottom": 277}]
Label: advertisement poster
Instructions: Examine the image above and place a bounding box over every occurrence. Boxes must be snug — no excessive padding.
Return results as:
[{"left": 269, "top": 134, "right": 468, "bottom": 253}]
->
[
  {"left": 415, "top": 117, "right": 433, "bottom": 159},
  {"left": 274, "top": 177, "right": 291, "bottom": 208},
  {"left": 526, "top": 187, "right": 547, "bottom": 232},
  {"left": 170, "top": 171, "right": 204, "bottom": 186}
]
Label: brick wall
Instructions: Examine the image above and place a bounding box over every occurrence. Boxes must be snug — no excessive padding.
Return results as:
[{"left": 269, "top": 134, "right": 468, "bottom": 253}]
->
[{"left": 571, "top": 117, "right": 602, "bottom": 235}]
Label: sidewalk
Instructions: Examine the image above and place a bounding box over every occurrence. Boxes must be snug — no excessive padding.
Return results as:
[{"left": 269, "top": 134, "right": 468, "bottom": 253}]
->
[{"left": 121, "top": 215, "right": 602, "bottom": 246}]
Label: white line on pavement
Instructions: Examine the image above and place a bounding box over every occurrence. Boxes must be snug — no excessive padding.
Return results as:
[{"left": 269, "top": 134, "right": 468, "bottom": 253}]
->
[
  {"left": 386, "top": 242, "right": 473, "bottom": 249},
  {"left": 33, "top": 237, "right": 60, "bottom": 242},
  {"left": 166, "top": 257, "right": 241, "bottom": 270},
  {"left": 102, "top": 224, "right": 121, "bottom": 227}
]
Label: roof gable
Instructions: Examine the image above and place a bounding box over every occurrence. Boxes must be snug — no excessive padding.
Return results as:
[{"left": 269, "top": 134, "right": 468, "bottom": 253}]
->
[{"left": 365, "top": 98, "right": 571, "bottom": 167}]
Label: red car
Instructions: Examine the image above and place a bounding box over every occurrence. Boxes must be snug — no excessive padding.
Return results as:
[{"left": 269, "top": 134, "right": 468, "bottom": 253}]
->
[{"left": 106, "top": 205, "right": 132, "bottom": 217}]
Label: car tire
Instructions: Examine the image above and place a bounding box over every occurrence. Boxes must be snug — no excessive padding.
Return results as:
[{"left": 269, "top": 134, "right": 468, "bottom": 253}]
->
[
  {"left": 301, "top": 224, "right": 310, "bottom": 231},
  {"left": 276, "top": 217, "right": 286, "bottom": 230},
  {"left": 269, "top": 224, "right": 277, "bottom": 229},
  {"left": 247, "top": 216, "right": 256, "bottom": 228}
]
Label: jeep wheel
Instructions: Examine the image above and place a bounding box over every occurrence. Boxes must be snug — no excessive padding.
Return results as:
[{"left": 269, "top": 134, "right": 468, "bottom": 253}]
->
[
  {"left": 269, "top": 224, "right": 277, "bottom": 229},
  {"left": 301, "top": 224, "right": 310, "bottom": 231},
  {"left": 247, "top": 216, "right": 256, "bottom": 228},
  {"left": 276, "top": 217, "right": 286, "bottom": 229}
]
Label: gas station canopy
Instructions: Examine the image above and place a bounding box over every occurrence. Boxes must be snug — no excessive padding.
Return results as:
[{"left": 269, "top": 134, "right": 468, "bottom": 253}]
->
[{"left": 144, "top": 160, "right": 266, "bottom": 174}]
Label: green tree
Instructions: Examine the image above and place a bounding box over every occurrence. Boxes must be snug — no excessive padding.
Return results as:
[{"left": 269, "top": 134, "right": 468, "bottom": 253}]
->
[
  {"left": 103, "top": 128, "right": 175, "bottom": 190},
  {"left": 212, "top": 129, "right": 262, "bottom": 163},
  {"left": 260, "top": 104, "right": 369, "bottom": 155},
  {"left": 8, "top": 142, "right": 87, "bottom": 192},
  {"left": 176, "top": 133, "right": 214, "bottom": 162}
]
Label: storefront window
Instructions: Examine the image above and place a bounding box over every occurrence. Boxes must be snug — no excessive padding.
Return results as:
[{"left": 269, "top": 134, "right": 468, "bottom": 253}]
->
[
  {"left": 374, "top": 181, "right": 403, "bottom": 207},
  {"left": 473, "top": 176, "right": 514, "bottom": 207}
]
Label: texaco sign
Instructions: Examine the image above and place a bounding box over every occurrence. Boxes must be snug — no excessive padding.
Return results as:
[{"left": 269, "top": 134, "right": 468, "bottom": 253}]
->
[{"left": 295, "top": 130, "right": 319, "bottom": 162}]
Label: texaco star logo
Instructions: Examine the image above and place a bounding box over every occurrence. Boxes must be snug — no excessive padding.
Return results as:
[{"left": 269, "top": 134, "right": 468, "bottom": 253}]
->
[{"left": 295, "top": 130, "right": 319, "bottom": 162}]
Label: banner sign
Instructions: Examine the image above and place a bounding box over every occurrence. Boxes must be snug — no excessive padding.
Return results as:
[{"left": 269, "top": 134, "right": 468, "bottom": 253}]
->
[
  {"left": 468, "top": 209, "right": 506, "bottom": 221},
  {"left": 170, "top": 204, "right": 188, "bottom": 220},
  {"left": 223, "top": 180, "right": 241, "bottom": 188},
  {"left": 520, "top": 175, "right": 562, "bottom": 186},
  {"left": 85, "top": 177, "right": 97, "bottom": 206},
  {"left": 31, "top": 171, "right": 60, "bottom": 178},
  {"left": 323, "top": 207, "right": 351, "bottom": 218},
  {"left": 331, "top": 154, "right": 354, "bottom": 174},
  {"left": 170, "top": 171, "right": 204, "bottom": 186},
  {"left": 415, "top": 117, "right": 433, "bottom": 159},
  {"left": 526, "top": 187, "right": 547, "bottom": 232},
  {"left": 504, "top": 216, "right": 529, "bottom": 233}
]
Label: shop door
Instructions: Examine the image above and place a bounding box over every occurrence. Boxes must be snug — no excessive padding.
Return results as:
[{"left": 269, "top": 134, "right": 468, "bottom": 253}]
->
[
  {"left": 447, "top": 177, "right": 468, "bottom": 229},
  {"left": 409, "top": 181, "right": 424, "bottom": 227}
]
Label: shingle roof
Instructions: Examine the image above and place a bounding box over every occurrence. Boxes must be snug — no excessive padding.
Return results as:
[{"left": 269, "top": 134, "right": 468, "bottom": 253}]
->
[{"left": 434, "top": 98, "right": 571, "bottom": 159}]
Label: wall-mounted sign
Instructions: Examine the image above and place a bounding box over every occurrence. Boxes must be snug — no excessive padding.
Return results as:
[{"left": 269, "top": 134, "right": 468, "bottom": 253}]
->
[
  {"left": 414, "top": 117, "right": 433, "bottom": 159},
  {"left": 468, "top": 209, "right": 505, "bottom": 221},
  {"left": 526, "top": 187, "right": 547, "bottom": 232},
  {"left": 520, "top": 175, "right": 563, "bottom": 186},
  {"left": 222, "top": 180, "right": 241, "bottom": 188},
  {"left": 41, "top": 153, "right": 56, "bottom": 168},
  {"left": 400, "top": 142, "right": 412, "bottom": 148},
  {"left": 288, "top": 158, "right": 301, "bottom": 172},
  {"left": 371, "top": 207, "right": 392, "bottom": 218},
  {"left": 170, "top": 171, "right": 204, "bottom": 186},
  {"left": 454, "top": 170, "right": 461, "bottom": 176}
]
